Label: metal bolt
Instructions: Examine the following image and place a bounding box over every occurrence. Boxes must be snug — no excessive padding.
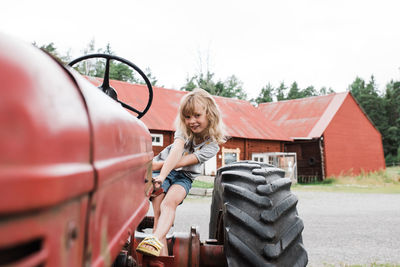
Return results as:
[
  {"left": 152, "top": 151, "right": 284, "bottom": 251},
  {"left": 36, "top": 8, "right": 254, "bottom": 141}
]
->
[{"left": 66, "top": 221, "right": 78, "bottom": 249}]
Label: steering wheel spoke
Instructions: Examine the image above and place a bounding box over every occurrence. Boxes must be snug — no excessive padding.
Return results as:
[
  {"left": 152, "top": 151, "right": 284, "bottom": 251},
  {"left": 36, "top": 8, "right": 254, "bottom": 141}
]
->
[
  {"left": 117, "top": 100, "right": 143, "bottom": 117},
  {"left": 101, "top": 58, "right": 111, "bottom": 90},
  {"left": 68, "top": 54, "right": 153, "bottom": 119}
]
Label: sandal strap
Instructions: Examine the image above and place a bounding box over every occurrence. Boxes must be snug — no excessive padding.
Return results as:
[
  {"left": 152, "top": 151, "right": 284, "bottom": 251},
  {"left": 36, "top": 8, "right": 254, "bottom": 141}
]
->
[{"left": 142, "top": 236, "right": 163, "bottom": 250}]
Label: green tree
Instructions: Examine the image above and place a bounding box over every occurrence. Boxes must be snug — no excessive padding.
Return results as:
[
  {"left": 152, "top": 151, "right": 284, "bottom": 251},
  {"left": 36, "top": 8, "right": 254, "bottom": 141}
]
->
[
  {"left": 254, "top": 81, "right": 328, "bottom": 104},
  {"left": 318, "top": 86, "right": 335, "bottom": 95},
  {"left": 182, "top": 71, "right": 247, "bottom": 100},
  {"left": 182, "top": 71, "right": 215, "bottom": 92},
  {"left": 102, "top": 43, "right": 114, "bottom": 55},
  {"left": 74, "top": 39, "right": 105, "bottom": 77},
  {"left": 349, "top": 76, "right": 386, "bottom": 125},
  {"left": 253, "top": 83, "right": 274, "bottom": 104},
  {"left": 276, "top": 82, "right": 287, "bottom": 101},
  {"left": 39, "top": 42, "right": 58, "bottom": 55},
  {"left": 383, "top": 80, "right": 400, "bottom": 163},
  {"left": 301, "top": 85, "right": 318, "bottom": 98},
  {"left": 143, "top": 68, "right": 159, "bottom": 86},
  {"left": 287, "top": 82, "right": 302, "bottom": 99},
  {"left": 220, "top": 75, "right": 247, "bottom": 99},
  {"left": 72, "top": 40, "right": 158, "bottom": 85},
  {"left": 348, "top": 77, "right": 365, "bottom": 99},
  {"left": 33, "top": 42, "right": 71, "bottom": 64},
  {"left": 286, "top": 83, "right": 320, "bottom": 100}
]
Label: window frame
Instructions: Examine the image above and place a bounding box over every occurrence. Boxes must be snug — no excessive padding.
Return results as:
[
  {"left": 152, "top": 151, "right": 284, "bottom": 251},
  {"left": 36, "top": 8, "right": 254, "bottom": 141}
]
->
[{"left": 151, "top": 133, "right": 163, "bottom": 146}]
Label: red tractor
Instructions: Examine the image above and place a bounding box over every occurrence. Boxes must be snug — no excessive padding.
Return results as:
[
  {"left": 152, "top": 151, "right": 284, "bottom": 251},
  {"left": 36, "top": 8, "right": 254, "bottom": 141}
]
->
[{"left": 0, "top": 34, "right": 307, "bottom": 267}]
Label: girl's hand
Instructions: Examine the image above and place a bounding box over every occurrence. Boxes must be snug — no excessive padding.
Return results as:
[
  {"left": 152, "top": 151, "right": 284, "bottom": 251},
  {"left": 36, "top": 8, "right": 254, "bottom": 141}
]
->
[{"left": 152, "top": 175, "right": 164, "bottom": 190}]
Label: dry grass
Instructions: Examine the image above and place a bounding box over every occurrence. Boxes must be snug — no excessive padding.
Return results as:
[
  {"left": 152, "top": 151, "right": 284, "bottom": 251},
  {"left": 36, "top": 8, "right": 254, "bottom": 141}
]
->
[
  {"left": 334, "top": 167, "right": 400, "bottom": 186},
  {"left": 293, "top": 167, "right": 400, "bottom": 194}
]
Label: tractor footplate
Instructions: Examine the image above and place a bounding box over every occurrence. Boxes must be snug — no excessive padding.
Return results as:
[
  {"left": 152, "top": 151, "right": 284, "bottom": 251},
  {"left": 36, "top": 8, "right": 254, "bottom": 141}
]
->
[{"left": 134, "top": 227, "right": 226, "bottom": 267}]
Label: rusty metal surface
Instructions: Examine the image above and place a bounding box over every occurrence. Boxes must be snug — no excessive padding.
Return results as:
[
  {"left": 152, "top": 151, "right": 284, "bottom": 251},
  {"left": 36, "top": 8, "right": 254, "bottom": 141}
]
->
[
  {"left": 258, "top": 93, "right": 348, "bottom": 139},
  {"left": 87, "top": 77, "right": 291, "bottom": 141},
  {"left": 200, "top": 242, "right": 226, "bottom": 267}
]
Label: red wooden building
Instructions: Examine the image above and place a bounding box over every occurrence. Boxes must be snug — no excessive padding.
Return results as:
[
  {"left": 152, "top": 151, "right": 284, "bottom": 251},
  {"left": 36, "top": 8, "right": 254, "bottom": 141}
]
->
[
  {"left": 258, "top": 92, "right": 386, "bottom": 180},
  {"left": 87, "top": 77, "right": 290, "bottom": 174}
]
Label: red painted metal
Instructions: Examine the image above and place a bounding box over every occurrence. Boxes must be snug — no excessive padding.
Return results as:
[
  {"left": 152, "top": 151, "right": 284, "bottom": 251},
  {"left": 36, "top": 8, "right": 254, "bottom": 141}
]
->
[
  {"left": 0, "top": 197, "right": 89, "bottom": 267},
  {"left": 87, "top": 77, "right": 290, "bottom": 141},
  {"left": 0, "top": 34, "right": 93, "bottom": 214},
  {"left": 0, "top": 33, "right": 226, "bottom": 267},
  {"left": 0, "top": 34, "right": 154, "bottom": 267},
  {"left": 71, "top": 72, "right": 154, "bottom": 267},
  {"left": 0, "top": 33, "right": 93, "bottom": 266}
]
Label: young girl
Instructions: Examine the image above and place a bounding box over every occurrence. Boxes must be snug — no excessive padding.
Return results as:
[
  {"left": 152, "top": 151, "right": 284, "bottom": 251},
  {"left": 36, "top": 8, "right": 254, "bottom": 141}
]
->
[{"left": 136, "top": 88, "right": 225, "bottom": 257}]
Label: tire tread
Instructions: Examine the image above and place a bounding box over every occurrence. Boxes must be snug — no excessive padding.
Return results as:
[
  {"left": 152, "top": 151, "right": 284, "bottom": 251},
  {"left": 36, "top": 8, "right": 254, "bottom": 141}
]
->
[{"left": 209, "top": 162, "right": 308, "bottom": 267}]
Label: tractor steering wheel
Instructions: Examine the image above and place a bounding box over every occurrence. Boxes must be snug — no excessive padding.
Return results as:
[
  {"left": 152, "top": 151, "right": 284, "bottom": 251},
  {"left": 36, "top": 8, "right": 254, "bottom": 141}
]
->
[{"left": 68, "top": 54, "right": 153, "bottom": 119}]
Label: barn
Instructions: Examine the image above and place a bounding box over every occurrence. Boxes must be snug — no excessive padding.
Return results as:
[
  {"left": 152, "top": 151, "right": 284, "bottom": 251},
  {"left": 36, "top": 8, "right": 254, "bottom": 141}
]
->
[
  {"left": 87, "top": 77, "right": 291, "bottom": 174},
  {"left": 258, "top": 92, "right": 386, "bottom": 181}
]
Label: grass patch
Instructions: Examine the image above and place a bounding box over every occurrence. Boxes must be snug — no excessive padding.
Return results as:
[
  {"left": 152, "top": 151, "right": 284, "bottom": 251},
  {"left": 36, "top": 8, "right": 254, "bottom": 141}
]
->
[
  {"left": 293, "top": 166, "right": 400, "bottom": 194},
  {"left": 192, "top": 180, "right": 214, "bottom": 189}
]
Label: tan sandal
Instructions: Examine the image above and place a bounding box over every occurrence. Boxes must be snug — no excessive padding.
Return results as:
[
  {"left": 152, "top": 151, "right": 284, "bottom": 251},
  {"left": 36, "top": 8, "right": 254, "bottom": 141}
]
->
[{"left": 136, "top": 236, "right": 163, "bottom": 257}]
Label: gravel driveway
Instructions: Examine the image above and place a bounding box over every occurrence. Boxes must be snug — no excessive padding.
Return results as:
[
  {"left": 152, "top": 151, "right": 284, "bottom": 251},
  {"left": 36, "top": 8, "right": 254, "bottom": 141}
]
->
[
  {"left": 149, "top": 191, "right": 400, "bottom": 266},
  {"left": 296, "top": 191, "right": 400, "bottom": 266}
]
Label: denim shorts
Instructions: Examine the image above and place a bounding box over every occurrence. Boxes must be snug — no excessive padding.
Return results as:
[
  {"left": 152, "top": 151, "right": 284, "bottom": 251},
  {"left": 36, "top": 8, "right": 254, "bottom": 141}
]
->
[{"left": 152, "top": 170, "right": 192, "bottom": 195}]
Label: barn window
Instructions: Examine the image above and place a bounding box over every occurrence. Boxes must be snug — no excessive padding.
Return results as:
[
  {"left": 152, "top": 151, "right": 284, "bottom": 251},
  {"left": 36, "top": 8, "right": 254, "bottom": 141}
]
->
[
  {"left": 252, "top": 153, "right": 267, "bottom": 163},
  {"left": 151, "top": 134, "right": 163, "bottom": 146},
  {"left": 222, "top": 147, "right": 240, "bottom": 166}
]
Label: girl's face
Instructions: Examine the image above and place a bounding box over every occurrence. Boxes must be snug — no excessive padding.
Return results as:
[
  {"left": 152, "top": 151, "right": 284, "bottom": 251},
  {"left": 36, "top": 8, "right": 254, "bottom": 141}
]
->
[{"left": 184, "top": 104, "right": 209, "bottom": 135}]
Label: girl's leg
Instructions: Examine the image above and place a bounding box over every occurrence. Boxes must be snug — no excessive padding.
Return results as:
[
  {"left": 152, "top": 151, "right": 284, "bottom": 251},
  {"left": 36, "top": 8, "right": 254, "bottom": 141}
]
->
[
  {"left": 137, "top": 194, "right": 165, "bottom": 256},
  {"left": 151, "top": 193, "right": 165, "bottom": 232},
  {"left": 154, "top": 184, "right": 187, "bottom": 256}
]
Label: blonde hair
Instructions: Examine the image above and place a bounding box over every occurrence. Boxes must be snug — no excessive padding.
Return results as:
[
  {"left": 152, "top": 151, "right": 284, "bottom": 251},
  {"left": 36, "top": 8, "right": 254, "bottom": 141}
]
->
[{"left": 175, "top": 88, "right": 226, "bottom": 144}]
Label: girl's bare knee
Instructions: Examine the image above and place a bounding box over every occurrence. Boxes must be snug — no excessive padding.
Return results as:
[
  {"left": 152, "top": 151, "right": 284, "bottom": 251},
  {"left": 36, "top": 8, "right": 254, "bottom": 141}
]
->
[{"left": 160, "top": 199, "right": 178, "bottom": 212}]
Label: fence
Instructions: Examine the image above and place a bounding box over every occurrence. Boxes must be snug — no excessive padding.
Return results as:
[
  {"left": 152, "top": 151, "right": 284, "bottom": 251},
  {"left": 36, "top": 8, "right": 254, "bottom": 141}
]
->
[{"left": 262, "top": 152, "right": 298, "bottom": 184}]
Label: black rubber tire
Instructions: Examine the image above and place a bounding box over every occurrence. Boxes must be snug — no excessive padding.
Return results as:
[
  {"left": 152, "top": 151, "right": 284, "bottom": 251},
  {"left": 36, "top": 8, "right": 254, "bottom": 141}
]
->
[{"left": 209, "top": 161, "right": 308, "bottom": 267}]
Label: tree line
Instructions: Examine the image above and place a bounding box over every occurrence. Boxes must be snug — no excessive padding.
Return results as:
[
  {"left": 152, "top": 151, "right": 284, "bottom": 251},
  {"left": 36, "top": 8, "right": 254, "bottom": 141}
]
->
[
  {"left": 36, "top": 41, "right": 399, "bottom": 165},
  {"left": 34, "top": 40, "right": 158, "bottom": 86}
]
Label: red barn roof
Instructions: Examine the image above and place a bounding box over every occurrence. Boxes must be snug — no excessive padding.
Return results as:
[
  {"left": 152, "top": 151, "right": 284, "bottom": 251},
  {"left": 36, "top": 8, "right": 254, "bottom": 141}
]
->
[
  {"left": 87, "top": 77, "right": 290, "bottom": 141},
  {"left": 257, "top": 92, "right": 349, "bottom": 139}
]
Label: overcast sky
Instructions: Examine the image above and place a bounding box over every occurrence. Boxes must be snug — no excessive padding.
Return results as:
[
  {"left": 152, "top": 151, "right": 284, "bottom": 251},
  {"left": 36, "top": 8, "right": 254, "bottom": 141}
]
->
[{"left": 2, "top": 0, "right": 400, "bottom": 99}]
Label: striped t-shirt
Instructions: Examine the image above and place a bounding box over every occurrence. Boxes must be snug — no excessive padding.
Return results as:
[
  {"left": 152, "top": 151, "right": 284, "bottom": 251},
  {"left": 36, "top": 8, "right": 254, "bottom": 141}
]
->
[{"left": 153, "top": 130, "right": 220, "bottom": 181}]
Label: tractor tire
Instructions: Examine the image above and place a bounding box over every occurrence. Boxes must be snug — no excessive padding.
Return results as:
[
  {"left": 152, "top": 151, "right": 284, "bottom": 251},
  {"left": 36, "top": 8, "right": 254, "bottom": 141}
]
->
[{"left": 209, "top": 161, "right": 308, "bottom": 267}]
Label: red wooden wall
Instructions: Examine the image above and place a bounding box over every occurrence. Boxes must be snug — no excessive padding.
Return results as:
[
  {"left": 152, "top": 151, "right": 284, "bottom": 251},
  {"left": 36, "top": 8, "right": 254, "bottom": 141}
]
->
[
  {"left": 323, "top": 95, "right": 386, "bottom": 177},
  {"left": 150, "top": 130, "right": 174, "bottom": 156}
]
